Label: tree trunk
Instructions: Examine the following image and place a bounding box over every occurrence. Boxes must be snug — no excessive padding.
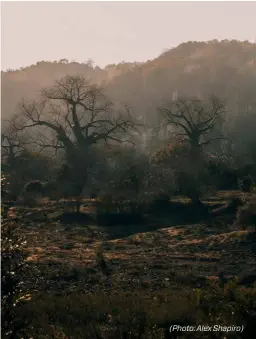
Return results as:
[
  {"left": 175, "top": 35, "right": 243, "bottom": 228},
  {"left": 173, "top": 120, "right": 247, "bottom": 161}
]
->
[
  {"left": 75, "top": 200, "right": 81, "bottom": 213},
  {"left": 189, "top": 193, "right": 203, "bottom": 206}
]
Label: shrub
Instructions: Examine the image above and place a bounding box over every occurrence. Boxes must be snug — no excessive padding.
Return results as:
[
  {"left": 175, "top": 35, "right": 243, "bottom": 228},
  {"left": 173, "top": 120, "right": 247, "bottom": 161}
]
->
[
  {"left": 22, "top": 192, "right": 40, "bottom": 207},
  {"left": 151, "top": 193, "right": 170, "bottom": 211},
  {"left": 152, "top": 142, "right": 212, "bottom": 205},
  {"left": 96, "top": 194, "right": 115, "bottom": 213},
  {"left": 18, "top": 284, "right": 256, "bottom": 339},
  {"left": 1, "top": 220, "right": 30, "bottom": 338},
  {"left": 96, "top": 211, "right": 144, "bottom": 226},
  {"left": 239, "top": 175, "right": 254, "bottom": 192},
  {"left": 22, "top": 180, "right": 44, "bottom": 206},
  {"left": 24, "top": 180, "right": 44, "bottom": 193},
  {"left": 206, "top": 155, "right": 238, "bottom": 190},
  {"left": 236, "top": 195, "right": 256, "bottom": 229},
  {"left": 43, "top": 181, "right": 59, "bottom": 199}
]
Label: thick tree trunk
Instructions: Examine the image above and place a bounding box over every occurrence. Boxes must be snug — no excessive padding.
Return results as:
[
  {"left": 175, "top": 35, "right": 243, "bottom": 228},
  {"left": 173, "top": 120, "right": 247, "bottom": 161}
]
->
[
  {"left": 189, "top": 194, "right": 203, "bottom": 206},
  {"left": 75, "top": 200, "right": 81, "bottom": 213}
]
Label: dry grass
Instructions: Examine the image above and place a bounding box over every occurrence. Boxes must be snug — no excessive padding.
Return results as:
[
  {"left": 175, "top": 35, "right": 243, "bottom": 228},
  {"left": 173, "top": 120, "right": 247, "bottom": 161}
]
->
[
  {"left": 21, "top": 218, "right": 254, "bottom": 295},
  {"left": 5, "top": 190, "right": 256, "bottom": 338}
]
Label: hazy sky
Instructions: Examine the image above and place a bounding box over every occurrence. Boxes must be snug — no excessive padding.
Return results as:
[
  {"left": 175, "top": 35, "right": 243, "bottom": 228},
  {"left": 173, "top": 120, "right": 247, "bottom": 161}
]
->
[{"left": 1, "top": 1, "right": 256, "bottom": 70}]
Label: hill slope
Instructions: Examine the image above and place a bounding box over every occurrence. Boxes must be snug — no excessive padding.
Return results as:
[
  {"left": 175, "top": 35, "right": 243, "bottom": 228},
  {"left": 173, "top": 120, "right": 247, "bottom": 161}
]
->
[
  {"left": 1, "top": 60, "right": 139, "bottom": 119},
  {"left": 1, "top": 40, "right": 256, "bottom": 122},
  {"left": 106, "top": 40, "right": 256, "bottom": 123}
]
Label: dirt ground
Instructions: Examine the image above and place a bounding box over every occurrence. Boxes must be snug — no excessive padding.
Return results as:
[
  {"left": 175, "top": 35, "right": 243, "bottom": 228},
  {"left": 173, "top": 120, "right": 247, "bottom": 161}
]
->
[{"left": 13, "top": 191, "right": 255, "bottom": 295}]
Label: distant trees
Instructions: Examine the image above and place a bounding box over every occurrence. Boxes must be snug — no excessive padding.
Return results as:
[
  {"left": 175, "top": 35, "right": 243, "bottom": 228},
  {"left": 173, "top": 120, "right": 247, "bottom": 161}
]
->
[
  {"left": 59, "top": 58, "right": 69, "bottom": 64},
  {"left": 84, "top": 58, "right": 94, "bottom": 68},
  {"left": 1, "top": 127, "right": 26, "bottom": 166},
  {"left": 230, "top": 109, "right": 256, "bottom": 162},
  {"left": 2, "top": 147, "right": 53, "bottom": 199},
  {"left": 226, "top": 107, "right": 256, "bottom": 184},
  {"left": 1, "top": 126, "right": 53, "bottom": 198}
]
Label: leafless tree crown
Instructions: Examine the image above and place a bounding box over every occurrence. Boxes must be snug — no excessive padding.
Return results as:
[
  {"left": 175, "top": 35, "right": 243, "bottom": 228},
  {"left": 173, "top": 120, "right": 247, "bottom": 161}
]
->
[
  {"left": 11, "top": 76, "right": 139, "bottom": 157},
  {"left": 159, "top": 96, "right": 226, "bottom": 148}
]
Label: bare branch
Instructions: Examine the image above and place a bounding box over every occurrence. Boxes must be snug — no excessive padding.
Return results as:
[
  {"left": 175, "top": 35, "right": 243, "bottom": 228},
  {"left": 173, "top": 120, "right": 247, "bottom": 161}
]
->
[
  {"left": 159, "top": 96, "right": 226, "bottom": 149},
  {"left": 9, "top": 75, "right": 140, "bottom": 162}
]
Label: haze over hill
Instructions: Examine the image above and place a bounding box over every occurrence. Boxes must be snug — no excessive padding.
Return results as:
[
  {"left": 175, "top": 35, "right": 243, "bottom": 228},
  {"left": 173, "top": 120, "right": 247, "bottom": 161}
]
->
[
  {"left": 2, "top": 1, "right": 256, "bottom": 121},
  {"left": 1, "top": 40, "right": 256, "bottom": 123}
]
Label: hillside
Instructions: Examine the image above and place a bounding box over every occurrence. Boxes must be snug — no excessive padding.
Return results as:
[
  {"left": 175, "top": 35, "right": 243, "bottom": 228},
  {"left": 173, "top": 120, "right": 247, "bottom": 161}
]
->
[
  {"left": 106, "top": 40, "right": 256, "bottom": 123},
  {"left": 1, "top": 40, "right": 256, "bottom": 122},
  {"left": 1, "top": 60, "right": 140, "bottom": 119}
]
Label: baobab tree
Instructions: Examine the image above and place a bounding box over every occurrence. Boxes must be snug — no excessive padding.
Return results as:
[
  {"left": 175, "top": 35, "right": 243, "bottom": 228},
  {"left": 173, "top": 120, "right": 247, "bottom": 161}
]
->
[
  {"left": 157, "top": 97, "right": 227, "bottom": 206},
  {"left": 159, "top": 96, "right": 226, "bottom": 152},
  {"left": 11, "top": 75, "right": 140, "bottom": 207}
]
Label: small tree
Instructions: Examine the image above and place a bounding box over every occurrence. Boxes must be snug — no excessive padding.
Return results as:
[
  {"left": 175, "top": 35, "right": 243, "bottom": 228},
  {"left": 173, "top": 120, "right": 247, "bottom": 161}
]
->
[
  {"left": 101, "top": 146, "right": 177, "bottom": 213},
  {"left": 151, "top": 140, "right": 210, "bottom": 205}
]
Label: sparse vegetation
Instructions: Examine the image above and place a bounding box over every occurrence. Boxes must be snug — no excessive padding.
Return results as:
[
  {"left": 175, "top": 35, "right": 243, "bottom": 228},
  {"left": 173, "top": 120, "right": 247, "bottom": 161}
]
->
[{"left": 1, "top": 204, "right": 30, "bottom": 338}]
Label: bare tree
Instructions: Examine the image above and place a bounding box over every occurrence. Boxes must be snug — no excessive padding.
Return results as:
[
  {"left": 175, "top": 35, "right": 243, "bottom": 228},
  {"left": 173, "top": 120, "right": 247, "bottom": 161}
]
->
[
  {"left": 13, "top": 76, "right": 137, "bottom": 158},
  {"left": 159, "top": 96, "right": 226, "bottom": 151},
  {"left": 157, "top": 97, "right": 228, "bottom": 205},
  {"left": 11, "top": 75, "right": 140, "bottom": 208}
]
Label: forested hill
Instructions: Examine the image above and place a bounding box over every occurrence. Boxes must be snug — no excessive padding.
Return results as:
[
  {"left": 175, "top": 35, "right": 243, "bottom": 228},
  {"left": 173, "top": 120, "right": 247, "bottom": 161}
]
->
[
  {"left": 1, "top": 60, "right": 140, "bottom": 119},
  {"left": 106, "top": 40, "right": 256, "bottom": 123},
  {"left": 1, "top": 40, "right": 256, "bottom": 121}
]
